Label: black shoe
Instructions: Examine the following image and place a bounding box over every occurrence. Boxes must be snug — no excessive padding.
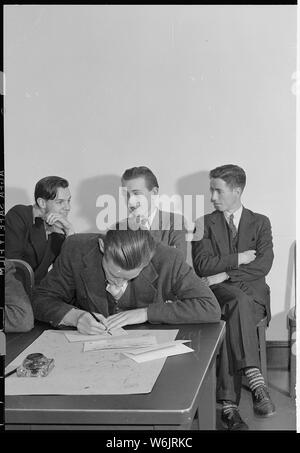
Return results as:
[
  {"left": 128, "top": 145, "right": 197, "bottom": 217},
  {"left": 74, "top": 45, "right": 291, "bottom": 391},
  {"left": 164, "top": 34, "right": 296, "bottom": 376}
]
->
[
  {"left": 221, "top": 407, "right": 249, "bottom": 430},
  {"left": 252, "top": 385, "right": 276, "bottom": 417}
]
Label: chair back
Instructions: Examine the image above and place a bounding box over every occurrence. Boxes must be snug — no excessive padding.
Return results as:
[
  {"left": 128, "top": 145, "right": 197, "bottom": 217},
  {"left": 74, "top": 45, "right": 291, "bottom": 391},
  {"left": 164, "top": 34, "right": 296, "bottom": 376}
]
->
[{"left": 7, "top": 259, "right": 35, "bottom": 300}]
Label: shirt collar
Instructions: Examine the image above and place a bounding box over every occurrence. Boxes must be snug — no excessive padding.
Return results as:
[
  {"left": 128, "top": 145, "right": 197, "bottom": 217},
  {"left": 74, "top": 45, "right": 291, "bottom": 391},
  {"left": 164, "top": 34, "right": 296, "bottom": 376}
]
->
[
  {"left": 148, "top": 207, "right": 158, "bottom": 228},
  {"left": 32, "top": 204, "right": 43, "bottom": 222},
  {"left": 224, "top": 205, "right": 243, "bottom": 228}
]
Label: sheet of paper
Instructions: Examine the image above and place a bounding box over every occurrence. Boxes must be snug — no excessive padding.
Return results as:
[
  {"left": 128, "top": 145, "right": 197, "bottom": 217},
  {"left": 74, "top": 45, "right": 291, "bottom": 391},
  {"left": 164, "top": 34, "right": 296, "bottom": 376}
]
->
[
  {"left": 5, "top": 329, "right": 179, "bottom": 395},
  {"left": 64, "top": 327, "right": 127, "bottom": 343},
  {"left": 83, "top": 335, "right": 157, "bottom": 352},
  {"left": 123, "top": 343, "right": 194, "bottom": 363},
  {"left": 126, "top": 340, "right": 190, "bottom": 355}
]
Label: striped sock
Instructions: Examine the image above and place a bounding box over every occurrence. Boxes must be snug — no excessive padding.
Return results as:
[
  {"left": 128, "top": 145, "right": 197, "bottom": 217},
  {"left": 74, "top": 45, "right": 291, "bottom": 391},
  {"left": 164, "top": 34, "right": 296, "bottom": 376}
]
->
[
  {"left": 222, "top": 400, "right": 238, "bottom": 415},
  {"left": 244, "top": 367, "right": 265, "bottom": 393}
]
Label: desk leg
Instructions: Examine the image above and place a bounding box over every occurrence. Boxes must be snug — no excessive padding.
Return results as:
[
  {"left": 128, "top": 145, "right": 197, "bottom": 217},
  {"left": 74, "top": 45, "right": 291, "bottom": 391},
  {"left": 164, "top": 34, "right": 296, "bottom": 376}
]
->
[{"left": 196, "top": 362, "right": 216, "bottom": 430}]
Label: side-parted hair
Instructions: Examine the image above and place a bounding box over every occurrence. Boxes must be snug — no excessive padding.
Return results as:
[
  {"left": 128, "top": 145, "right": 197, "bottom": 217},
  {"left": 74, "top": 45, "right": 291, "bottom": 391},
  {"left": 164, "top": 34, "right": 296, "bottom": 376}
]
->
[
  {"left": 209, "top": 164, "right": 246, "bottom": 191},
  {"left": 121, "top": 166, "right": 159, "bottom": 191},
  {"left": 103, "top": 227, "right": 156, "bottom": 270},
  {"left": 34, "top": 176, "right": 69, "bottom": 204}
]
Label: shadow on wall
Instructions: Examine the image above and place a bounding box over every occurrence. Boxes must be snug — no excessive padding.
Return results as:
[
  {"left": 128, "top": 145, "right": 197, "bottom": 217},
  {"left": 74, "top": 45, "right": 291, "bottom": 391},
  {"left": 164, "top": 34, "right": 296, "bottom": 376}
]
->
[
  {"left": 176, "top": 171, "right": 211, "bottom": 267},
  {"left": 268, "top": 240, "right": 296, "bottom": 339},
  {"left": 176, "top": 170, "right": 212, "bottom": 225},
  {"left": 75, "top": 174, "right": 125, "bottom": 233},
  {"left": 5, "top": 187, "right": 31, "bottom": 212}
]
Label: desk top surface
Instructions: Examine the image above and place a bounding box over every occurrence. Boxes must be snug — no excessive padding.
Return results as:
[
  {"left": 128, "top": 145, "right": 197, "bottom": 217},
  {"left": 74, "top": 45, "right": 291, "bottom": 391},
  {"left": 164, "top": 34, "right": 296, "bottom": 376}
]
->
[{"left": 5, "top": 321, "right": 225, "bottom": 426}]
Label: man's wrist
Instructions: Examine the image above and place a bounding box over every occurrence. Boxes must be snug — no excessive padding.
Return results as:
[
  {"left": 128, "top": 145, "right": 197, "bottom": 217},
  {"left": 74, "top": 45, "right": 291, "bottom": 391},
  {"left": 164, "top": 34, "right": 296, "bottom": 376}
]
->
[{"left": 59, "top": 308, "right": 86, "bottom": 327}]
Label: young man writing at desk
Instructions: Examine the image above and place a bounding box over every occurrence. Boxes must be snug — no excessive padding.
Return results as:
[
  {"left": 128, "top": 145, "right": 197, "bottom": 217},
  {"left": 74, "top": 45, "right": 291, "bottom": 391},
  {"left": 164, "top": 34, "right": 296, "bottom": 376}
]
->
[{"left": 32, "top": 226, "right": 221, "bottom": 333}]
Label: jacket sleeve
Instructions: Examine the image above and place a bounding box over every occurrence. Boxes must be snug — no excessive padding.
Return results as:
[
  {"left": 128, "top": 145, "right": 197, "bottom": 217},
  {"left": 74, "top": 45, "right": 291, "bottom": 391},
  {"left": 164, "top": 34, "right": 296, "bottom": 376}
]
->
[
  {"left": 147, "top": 252, "right": 221, "bottom": 324},
  {"left": 192, "top": 218, "right": 238, "bottom": 276},
  {"left": 5, "top": 208, "right": 28, "bottom": 260},
  {"left": 31, "top": 237, "right": 78, "bottom": 326},
  {"left": 227, "top": 216, "right": 274, "bottom": 282},
  {"left": 5, "top": 261, "right": 34, "bottom": 333},
  {"left": 168, "top": 215, "right": 188, "bottom": 260}
]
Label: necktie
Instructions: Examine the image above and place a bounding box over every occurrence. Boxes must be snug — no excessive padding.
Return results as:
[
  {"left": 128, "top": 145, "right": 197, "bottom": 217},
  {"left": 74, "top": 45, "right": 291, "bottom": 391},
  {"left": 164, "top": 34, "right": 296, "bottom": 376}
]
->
[
  {"left": 228, "top": 214, "right": 237, "bottom": 238},
  {"left": 140, "top": 217, "right": 150, "bottom": 230}
]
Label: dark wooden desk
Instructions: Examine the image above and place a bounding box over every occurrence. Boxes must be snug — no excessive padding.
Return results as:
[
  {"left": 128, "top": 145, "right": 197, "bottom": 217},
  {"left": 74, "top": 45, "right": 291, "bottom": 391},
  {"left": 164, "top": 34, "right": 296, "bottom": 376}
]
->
[{"left": 5, "top": 321, "right": 225, "bottom": 430}]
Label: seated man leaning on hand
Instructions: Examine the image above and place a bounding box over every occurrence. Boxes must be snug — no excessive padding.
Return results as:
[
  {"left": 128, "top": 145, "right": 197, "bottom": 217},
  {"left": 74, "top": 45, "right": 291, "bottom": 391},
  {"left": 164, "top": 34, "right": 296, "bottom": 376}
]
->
[
  {"left": 6, "top": 176, "right": 75, "bottom": 285},
  {"left": 32, "top": 226, "right": 221, "bottom": 333}
]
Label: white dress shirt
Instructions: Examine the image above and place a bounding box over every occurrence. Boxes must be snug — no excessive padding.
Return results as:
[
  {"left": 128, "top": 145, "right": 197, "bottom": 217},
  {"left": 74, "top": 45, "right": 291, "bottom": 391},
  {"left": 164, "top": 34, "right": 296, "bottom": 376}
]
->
[{"left": 224, "top": 205, "right": 243, "bottom": 231}]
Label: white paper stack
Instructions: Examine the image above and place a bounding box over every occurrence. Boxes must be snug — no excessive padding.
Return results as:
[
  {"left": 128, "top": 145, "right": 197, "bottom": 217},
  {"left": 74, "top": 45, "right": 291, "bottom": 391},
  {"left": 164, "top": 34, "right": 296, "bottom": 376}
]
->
[
  {"left": 123, "top": 340, "right": 193, "bottom": 363},
  {"left": 83, "top": 335, "right": 157, "bottom": 352}
]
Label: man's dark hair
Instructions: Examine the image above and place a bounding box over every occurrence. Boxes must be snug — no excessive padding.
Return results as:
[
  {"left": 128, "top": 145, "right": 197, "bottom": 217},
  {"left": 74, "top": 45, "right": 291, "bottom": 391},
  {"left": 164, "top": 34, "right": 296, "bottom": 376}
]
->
[
  {"left": 209, "top": 164, "right": 246, "bottom": 191},
  {"left": 34, "top": 176, "right": 69, "bottom": 204},
  {"left": 121, "top": 166, "right": 159, "bottom": 191},
  {"left": 104, "top": 228, "right": 156, "bottom": 270}
]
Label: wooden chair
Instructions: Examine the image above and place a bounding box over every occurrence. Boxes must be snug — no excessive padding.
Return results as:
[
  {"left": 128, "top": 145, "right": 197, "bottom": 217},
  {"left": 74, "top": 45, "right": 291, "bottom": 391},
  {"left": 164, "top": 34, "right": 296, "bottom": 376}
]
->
[
  {"left": 7, "top": 259, "right": 35, "bottom": 300},
  {"left": 257, "top": 316, "right": 268, "bottom": 384},
  {"left": 241, "top": 316, "right": 268, "bottom": 390}
]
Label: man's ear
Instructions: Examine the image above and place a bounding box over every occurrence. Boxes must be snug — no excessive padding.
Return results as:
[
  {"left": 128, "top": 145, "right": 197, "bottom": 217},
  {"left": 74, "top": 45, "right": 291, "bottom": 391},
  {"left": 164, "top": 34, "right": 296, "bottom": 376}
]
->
[
  {"left": 151, "top": 187, "right": 159, "bottom": 196},
  {"left": 37, "top": 197, "right": 46, "bottom": 210},
  {"left": 235, "top": 187, "right": 242, "bottom": 198},
  {"left": 98, "top": 238, "right": 105, "bottom": 253}
]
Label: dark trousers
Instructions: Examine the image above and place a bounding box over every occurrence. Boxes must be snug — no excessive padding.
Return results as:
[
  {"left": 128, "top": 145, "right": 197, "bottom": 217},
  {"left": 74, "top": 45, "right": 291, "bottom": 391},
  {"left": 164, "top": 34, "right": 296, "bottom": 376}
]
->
[{"left": 211, "top": 282, "right": 266, "bottom": 405}]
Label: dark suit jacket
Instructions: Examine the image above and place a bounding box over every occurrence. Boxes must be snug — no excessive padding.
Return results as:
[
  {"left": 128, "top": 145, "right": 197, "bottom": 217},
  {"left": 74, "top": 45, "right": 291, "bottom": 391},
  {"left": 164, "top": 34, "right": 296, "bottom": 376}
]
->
[
  {"left": 5, "top": 259, "right": 34, "bottom": 332},
  {"left": 191, "top": 208, "right": 274, "bottom": 322},
  {"left": 32, "top": 233, "right": 221, "bottom": 327},
  {"left": 5, "top": 205, "right": 66, "bottom": 284},
  {"left": 149, "top": 210, "right": 187, "bottom": 260}
]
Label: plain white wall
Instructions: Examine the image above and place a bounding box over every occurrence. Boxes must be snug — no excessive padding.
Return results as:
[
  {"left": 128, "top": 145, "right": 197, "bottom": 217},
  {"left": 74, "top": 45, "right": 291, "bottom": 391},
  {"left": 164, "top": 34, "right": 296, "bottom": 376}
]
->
[{"left": 4, "top": 5, "right": 296, "bottom": 340}]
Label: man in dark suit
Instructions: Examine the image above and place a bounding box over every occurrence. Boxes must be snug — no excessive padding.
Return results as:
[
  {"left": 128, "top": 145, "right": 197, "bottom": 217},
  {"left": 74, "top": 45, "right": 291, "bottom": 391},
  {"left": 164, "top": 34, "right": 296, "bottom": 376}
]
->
[
  {"left": 192, "top": 164, "right": 275, "bottom": 430},
  {"left": 121, "top": 166, "right": 187, "bottom": 259},
  {"left": 32, "top": 228, "right": 221, "bottom": 333},
  {"left": 6, "top": 176, "right": 75, "bottom": 284}
]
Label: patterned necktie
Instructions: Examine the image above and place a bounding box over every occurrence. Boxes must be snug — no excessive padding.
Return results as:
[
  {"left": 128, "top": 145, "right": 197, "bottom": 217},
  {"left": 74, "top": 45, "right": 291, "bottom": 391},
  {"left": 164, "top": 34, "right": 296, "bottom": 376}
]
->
[{"left": 228, "top": 214, "right": 237, "bottom": 238}]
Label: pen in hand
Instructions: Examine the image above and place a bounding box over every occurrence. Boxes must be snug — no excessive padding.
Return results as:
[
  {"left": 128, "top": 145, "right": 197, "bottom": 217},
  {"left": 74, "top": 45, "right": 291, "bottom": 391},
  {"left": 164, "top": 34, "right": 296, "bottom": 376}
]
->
[{"left": 89, "top": 311, "right": 112, "bottom": 335}]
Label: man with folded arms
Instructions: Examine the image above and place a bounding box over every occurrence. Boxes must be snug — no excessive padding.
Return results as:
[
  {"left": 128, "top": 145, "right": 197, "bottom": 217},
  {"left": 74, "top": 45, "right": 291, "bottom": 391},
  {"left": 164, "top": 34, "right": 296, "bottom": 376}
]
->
[
  {"left": 192, "top": 164, "right": 275, "bottom": 430},
  {"left": 32, "top": 227, "right": 221, "bottom": 335}
]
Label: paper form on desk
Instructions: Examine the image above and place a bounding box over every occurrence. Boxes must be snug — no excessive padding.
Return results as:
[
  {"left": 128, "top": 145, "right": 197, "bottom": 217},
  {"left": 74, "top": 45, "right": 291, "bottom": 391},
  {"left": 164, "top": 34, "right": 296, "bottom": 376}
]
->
[
  {"left": 64, "top": 327, "right": 127, "bottom": 342},
  {"left": 83, "top": 335, "right": 157, "bottom": 352},
  {"left": 5, "top": 329, "right": 179, "bottom": 395},
  {"left": 123, "top": 341, "right": 193, "bottom": 363},
  {"left": 125, "top": 339, "right": 190, "bottom": 355}
]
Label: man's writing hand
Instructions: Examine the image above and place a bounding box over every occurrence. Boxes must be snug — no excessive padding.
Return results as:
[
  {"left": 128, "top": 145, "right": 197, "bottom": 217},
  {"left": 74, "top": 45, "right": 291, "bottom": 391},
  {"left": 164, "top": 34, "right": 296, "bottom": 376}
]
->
[
  {"left": 238, "top": 250, "right": 256, "bottom": 266},
  {"left": 106, "top": 308, "right": 148, "bottom": 330},
  {"left": 77, "top": 312, "right": 108, "bottom": 335}
]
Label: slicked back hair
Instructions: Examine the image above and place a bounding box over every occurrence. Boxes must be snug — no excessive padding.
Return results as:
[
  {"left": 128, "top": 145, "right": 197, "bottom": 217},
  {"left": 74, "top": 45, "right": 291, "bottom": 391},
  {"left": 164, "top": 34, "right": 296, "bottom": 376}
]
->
[
  {"left": 34, "top": 176, "right": 69, "bottom": 204},
  {"left": 121, "top": 166, "right": 159, "bottom": 191},
  {"left": 103, "top": 227, "right": 156, "bottom": 270},
  {"left": 209, "top": 164, "right": 246, "bottom": 191}
]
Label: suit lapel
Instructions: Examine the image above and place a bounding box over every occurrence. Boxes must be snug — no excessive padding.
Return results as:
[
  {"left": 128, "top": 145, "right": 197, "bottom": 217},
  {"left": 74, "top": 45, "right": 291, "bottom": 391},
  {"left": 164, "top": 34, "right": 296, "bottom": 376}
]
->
[
  {"left": 149, "top": 209, "right": 163, "bottom": 241},
  {"left": 209, "top": 211, "right": 231, "bottom": 255},
  {"left": 81, "top": 245, "right": 107, "bottom": 310},
  {"left": 29, "top": 217, "right": 48, "bottom": 265},
  {"left": 132, "top": 259, "right": 159, "bottom": 301},
  {"left": 237, "top": 208, "right": 256, "bottom": 251}
]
